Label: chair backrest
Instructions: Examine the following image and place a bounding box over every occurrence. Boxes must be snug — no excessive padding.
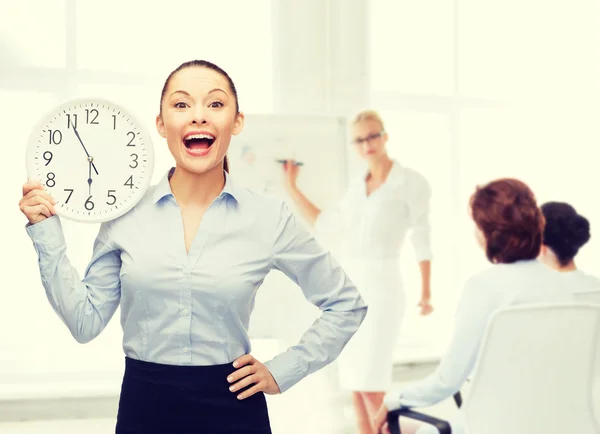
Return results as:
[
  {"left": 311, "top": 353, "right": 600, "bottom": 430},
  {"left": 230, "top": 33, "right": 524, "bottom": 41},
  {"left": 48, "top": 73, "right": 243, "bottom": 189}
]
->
[
  {"left": 463, "top": 303, "right": 600, "bottom": 434},
  {"left": 575, "top": 290, "right": 600, "bottom": 305}
]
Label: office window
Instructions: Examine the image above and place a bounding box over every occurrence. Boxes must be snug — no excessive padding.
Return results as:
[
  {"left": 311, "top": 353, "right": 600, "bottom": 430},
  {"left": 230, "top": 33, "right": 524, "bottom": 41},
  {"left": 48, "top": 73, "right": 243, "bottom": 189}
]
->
[
  {"left": 459, "top": 0, "right": 600, "bottom": 101},
  {"left": 457, "top": 0, "right": 515, "bottom": 100},
  {"left": 0, "top": 89, "right": 73, "bottom": 376},
  {"left": 0, "top": 90, "right": 58, "bottom": 187},
  {"left": 0, "top": 1, "right": 67, "bottom": 69},
  {"left": 457, "top": 108, "right": 511, "bottom": 279},
  {"left": 368, "top": 0, "right": 454, "bottom": 96}
]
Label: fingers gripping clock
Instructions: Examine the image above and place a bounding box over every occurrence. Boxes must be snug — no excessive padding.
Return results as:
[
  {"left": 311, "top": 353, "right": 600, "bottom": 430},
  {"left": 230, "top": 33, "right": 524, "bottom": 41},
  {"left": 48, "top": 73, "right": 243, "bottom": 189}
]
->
[{"left": 26, "top": 98, "right": 155, "bottom": 223}]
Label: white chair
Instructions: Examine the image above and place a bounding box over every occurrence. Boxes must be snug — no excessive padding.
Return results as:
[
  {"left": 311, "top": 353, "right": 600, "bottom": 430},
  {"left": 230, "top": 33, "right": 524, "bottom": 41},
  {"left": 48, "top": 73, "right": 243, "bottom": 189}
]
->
[
  {"left": 463, "top": 303, "right": 600, "bottom": 434},
  {"left": 387, "top": 303, "right": 600, "bottom": 433},
  {"left": 574, "top": 290, "right": 600, "bottom": 304}
]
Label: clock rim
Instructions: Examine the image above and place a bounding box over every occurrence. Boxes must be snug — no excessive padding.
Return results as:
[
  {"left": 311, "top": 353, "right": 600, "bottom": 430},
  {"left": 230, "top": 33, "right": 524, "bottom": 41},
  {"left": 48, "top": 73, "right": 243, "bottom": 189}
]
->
[{"left": 25, "top": 96, "right": 156, "bottom": 224}]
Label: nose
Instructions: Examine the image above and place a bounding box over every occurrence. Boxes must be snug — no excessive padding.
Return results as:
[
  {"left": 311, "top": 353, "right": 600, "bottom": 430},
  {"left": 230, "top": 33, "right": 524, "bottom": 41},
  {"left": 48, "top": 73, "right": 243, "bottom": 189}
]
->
[
  {"left": 190, "top": 105, "right": 208, "bottom": 124},
  {"left": 361, "top": 142, "right": 372, "bottom": 153}
]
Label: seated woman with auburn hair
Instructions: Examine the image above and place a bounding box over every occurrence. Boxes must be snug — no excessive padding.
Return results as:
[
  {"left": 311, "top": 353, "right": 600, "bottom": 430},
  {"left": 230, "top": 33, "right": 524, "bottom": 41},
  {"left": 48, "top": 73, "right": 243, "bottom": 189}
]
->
[{"left": 373, "top": 178, "right": 573, "bottom": 434}]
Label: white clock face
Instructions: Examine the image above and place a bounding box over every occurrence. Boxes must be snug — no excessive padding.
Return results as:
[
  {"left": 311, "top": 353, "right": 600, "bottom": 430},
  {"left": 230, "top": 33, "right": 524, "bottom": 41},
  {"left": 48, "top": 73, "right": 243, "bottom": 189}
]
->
[{"left": 26, "top": 98, "right": 155, "bottom": 223}]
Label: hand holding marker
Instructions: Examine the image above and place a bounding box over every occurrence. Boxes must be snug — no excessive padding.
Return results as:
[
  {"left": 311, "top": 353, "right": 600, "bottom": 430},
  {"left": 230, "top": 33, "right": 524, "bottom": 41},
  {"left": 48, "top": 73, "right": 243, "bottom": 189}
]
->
[
  {"left": 275, "top": 159, "right": 304, "bottom": 166},
  {"left": 279, "top": 159, "right": 303, "bottom": 194}
]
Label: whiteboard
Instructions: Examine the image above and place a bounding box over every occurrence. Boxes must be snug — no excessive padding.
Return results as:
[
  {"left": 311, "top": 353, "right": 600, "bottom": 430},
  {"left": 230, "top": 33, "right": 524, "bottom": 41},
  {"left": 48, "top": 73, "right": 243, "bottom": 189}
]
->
[
  {"left": 229, "top": 114, "right": 349, "bottom": 339},
  {"left": 229, "top": 114, "right": 348, "bottom": 207}
]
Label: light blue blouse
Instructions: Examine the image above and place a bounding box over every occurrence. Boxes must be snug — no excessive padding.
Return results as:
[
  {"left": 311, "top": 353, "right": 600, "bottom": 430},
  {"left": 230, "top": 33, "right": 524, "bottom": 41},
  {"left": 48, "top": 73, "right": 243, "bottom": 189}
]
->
[{"left": 26, "top": 169, "right": 368, "bottom": 393}]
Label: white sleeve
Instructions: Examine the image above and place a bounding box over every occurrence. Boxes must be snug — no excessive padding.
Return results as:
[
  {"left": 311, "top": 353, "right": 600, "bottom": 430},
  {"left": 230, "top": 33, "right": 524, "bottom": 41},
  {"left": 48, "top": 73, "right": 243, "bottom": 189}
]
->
[
  {"left": 384, "top": 276, "right": 494, "bottom": 410},
  {"left": 407, "top": 173, "right": 433, "bottom": 261},
  {"left": 314, "top": 188, "right": 352, "bottom": 234}
]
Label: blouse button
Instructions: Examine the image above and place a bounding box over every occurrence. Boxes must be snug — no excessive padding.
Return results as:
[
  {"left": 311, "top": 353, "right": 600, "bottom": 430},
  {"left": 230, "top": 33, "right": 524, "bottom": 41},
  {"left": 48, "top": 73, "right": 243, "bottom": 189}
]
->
[{"left": 216, "top": 305, "right": 227, "bottom": 317}]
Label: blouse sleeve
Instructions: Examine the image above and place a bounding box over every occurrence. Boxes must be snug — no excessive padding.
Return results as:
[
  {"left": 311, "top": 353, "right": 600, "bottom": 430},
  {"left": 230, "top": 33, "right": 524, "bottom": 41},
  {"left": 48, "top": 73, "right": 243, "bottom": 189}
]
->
[
  {"left": 26, "top": 216, "right": 122, "bottom": 343},
  {"left": 263, "top": 201, "right": 368, "bottom": 393}
]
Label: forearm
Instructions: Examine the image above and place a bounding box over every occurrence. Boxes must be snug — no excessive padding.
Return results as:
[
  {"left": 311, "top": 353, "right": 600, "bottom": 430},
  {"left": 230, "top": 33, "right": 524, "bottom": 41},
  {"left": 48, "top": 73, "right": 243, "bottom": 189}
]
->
[
  {"left": 285, "top": 185, "right": 321, "bottom": 225},
  {"left": 384, "top": 368, "right": 460, "bottom": 410},
  {"left": 268, "top": 201, "right": 368, "bottom": 392},
  {"left": 419, "top": 260, "right": 431, "bottom": 300},
  {"left": 386, "top": 281, "right": 489, "bottom": 410},
  {"left": 27, "top": 217, "right": 120, "bottom": 343},
  {"left": 265, "top": 306, "right": 367, "bottom": 393},
  {"left": 39, "top": 246, "right": 115, "bottom": 343}
]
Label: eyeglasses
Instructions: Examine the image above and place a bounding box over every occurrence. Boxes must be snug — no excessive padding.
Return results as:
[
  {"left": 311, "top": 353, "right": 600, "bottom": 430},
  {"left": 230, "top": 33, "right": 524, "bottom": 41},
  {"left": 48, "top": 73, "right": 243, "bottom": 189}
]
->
[{"left": 351, "top": 131, "right": 385, "bottom": 145}]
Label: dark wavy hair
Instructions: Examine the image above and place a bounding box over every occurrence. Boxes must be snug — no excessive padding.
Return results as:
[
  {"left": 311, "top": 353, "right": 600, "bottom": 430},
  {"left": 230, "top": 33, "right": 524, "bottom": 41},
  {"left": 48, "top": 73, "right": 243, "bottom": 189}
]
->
[
  {"left": 541, "top": 202, "right": 590, "bottom": 266},
  {"left": 470, "top": 178, "right": 544, "bottom": 264}
]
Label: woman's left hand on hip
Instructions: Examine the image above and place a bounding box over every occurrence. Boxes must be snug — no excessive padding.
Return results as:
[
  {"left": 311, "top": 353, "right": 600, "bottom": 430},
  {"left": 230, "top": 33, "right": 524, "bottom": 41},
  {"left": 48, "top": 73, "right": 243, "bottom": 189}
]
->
[{"left": 227, "top": 354, "right": 281, "bottom": 399}]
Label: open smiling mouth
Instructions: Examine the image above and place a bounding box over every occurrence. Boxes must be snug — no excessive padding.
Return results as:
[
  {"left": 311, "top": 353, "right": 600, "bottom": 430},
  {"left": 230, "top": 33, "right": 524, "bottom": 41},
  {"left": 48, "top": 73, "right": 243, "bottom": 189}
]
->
[{"left": 184, "top": 133, "right": 216, "bottom": 152}]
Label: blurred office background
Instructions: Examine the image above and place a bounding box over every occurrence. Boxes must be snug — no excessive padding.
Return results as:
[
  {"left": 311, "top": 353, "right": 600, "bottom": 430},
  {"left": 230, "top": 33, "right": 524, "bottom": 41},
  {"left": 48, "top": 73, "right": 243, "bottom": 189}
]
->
[{"left": 1, "top": 1, "right": 599, "bottom": 433}]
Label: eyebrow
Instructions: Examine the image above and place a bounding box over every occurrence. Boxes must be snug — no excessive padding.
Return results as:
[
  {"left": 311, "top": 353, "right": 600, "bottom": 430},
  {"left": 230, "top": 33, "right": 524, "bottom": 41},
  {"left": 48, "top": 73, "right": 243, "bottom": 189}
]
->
[{"left": 170, "top": 88, "right": 227, "bottom": 97}]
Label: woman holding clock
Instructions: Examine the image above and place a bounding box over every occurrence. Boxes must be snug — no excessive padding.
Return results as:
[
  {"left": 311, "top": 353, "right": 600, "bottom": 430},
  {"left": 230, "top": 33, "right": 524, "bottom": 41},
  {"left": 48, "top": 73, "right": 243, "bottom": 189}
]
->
[{"left": 18, "top": 59, "right": 368, "bottom": 434}]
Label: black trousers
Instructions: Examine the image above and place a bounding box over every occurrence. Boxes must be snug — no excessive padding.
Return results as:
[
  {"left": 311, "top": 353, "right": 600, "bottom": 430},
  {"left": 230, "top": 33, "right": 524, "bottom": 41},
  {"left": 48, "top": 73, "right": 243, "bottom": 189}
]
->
[{"left": 115, "top": 357, "right": 272, "bottom": 434}]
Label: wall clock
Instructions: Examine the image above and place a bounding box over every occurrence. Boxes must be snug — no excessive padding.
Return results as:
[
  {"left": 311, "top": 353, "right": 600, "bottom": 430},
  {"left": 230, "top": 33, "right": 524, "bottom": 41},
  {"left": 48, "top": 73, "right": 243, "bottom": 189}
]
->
[{"left": 26, "top": 98, "right": 155, "bottom": 223}]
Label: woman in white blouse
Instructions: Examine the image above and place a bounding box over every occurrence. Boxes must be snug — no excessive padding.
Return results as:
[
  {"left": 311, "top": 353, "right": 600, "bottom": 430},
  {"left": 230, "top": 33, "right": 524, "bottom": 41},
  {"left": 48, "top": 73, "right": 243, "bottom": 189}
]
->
[
  {"left": 373, "top": 178, "right": 573, "bottom": 434},
  {"left": 539, "top": 201, "right": 600, "bottom": 294},
  {"left": 282, "top": 110, "right": 433, "bottom": 433}
]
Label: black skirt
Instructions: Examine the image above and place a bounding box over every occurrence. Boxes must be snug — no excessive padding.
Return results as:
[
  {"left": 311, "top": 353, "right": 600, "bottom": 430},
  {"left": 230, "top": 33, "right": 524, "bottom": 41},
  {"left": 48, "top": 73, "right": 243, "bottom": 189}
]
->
[{"left": 115, "top": 357, "right": 272, "bottom": 434}]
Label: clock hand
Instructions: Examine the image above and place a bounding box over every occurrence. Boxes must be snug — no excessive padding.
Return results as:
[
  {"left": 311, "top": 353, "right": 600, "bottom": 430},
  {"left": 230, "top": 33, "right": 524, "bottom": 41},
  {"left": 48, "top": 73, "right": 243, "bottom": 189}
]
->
[
  {"left": 88, "top": 160, "right": 93, "bottom": 196},
  {"left": 73, "top": 126, "right": 99, "bottom": 175}
]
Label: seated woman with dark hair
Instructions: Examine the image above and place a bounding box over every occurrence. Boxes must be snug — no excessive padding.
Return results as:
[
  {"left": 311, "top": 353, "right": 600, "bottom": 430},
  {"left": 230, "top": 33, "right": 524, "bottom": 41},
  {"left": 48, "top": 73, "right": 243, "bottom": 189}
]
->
[
  {"left": 539, "top": 201, "right": 600, "bottom": 293},
  {"left": 373, "top": 178, "right": 573, "bottom": 434}
]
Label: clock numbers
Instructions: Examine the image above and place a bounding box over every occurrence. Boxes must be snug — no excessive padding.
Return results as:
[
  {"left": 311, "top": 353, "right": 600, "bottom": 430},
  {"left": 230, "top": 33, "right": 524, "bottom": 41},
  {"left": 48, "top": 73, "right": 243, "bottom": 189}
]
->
[
  {"left": 66, "top": 114, "right": 78, "bottom": 129},
  {"left": 124, "top": 175, "right": 134, "bottom": 189},
  {"left": 112, "top": 114, "right": 117, "bottom": 130},
  {"left": 85, "top": 109, "right": 99, "bottom": 125},
  {"left": 61, "top": 190, "right": 118, "bottom": 207},
  {"left": 64, "top": 189, "right": 74, "bottom": 203},
  {"left": 126, "top": 131, "right": 136, "bottom": 146},
  {"left": 48, "top": 129, "right": 62, "bottom": 145},
  {"left": 43, "top": 151, "right": 53, "bottom": 166},
  {"left": 85, "top": 196, "right": 95, "bottom": 210},
  {"left": 46, "top": 172, "right": 56, "bottom": 188},
  {"left": 130, "top": 153, "right": 139, "bottom": 168},
  {"left": 107, "top": 190, "right": 117, "bottom": 205},
  {"left": 127, "top": 131, "right": 135, "bottom": 146}
]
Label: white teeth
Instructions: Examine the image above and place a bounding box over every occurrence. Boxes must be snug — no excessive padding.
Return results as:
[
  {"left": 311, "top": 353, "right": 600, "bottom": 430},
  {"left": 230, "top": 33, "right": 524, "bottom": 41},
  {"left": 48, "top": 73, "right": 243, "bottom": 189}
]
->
[{"left": 186, "top": 134, "right": 214, "bottom": 140}]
